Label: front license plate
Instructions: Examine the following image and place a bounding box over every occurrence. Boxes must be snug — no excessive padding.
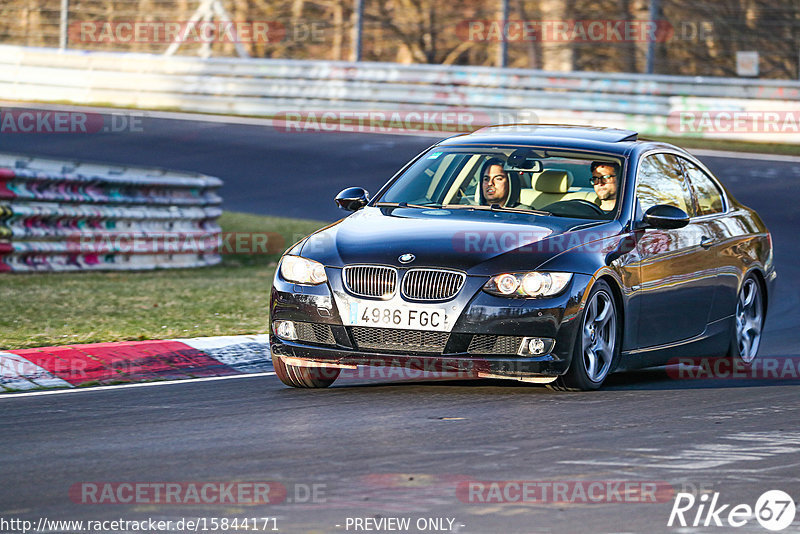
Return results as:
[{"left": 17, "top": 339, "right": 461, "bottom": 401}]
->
[{"left": 344, "top": 301, "right": 449, "bottom": 332}]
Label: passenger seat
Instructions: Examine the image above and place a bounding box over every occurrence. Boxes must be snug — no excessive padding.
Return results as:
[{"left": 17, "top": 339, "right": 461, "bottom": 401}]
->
[
  {"left": 520, "top": 170, "right": 603, "bottom": 210},
  {"left": 520, "top": 170, "right": 573, "bottom": 209}
]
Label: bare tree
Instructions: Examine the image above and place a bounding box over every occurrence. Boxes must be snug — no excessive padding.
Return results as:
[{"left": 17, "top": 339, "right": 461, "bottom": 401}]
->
[
  {"left": 0, "top": 0, "right": 795, "bottom": 77},
  {"left": 539, "top": 0, "right": 574, "bottom": 71}
]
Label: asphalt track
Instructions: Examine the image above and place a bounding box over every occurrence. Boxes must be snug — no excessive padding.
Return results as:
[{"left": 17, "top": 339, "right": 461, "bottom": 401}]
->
[{"left": 2, "top": 108, "right": 800, "bottom": 533}]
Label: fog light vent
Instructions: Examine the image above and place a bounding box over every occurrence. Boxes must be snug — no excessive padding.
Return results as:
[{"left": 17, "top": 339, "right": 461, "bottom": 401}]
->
[{"left": 468, "top": 335, "right": 523, "bottom": 355}]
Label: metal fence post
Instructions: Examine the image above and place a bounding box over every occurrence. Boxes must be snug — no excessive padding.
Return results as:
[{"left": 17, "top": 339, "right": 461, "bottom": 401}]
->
[
  {"left": 498, "top": 0, "right": 509, "bottom": 68},
  {"left": 645, "top": 0, "right": 660, "bottom": 74},
  {"left": 353, "top": 0, "right": 365, "bottom": 61},
  {"left": 59, "top": 0, "right": 69, "bottom": 50}
]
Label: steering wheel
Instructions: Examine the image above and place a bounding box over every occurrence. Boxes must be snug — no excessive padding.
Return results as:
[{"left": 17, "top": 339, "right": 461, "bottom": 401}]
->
[
  {"left": 542, "top": 199, "right": 606, "bottom": 217},
  {"left": 454, "top": 184, "right": 478, "bottom": 205}
]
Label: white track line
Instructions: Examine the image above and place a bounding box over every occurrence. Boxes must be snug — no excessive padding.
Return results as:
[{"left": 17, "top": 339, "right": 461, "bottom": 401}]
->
[
  {"left": 0, "top": 371, "right": 276, "bottom": 400},
  {"left": 0, "top": 100, "right": 448, "bottom": 138}
]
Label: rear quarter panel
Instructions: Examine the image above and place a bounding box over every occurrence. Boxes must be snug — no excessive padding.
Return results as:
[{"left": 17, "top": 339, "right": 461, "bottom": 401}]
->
[{"left": 710, "top": 204, "right": 774, "bottom": 321}]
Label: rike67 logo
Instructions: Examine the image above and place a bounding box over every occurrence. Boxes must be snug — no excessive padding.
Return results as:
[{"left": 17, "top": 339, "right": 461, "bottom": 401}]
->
[{"left": 668, "top": 490, "right": 796, "bottom": 531}]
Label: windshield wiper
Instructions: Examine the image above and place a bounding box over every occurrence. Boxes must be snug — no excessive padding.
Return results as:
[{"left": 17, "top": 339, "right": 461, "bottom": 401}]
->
[
  {"left": 374, "top": 201, "right": 441, "bottom": 209},
  {"left": 442, "top": 204, "right": 551, "bottom": 216}
]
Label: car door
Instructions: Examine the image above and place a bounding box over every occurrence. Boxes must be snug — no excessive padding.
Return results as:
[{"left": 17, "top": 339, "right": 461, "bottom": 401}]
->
[
  {"left": 678, "top": 156, "right": 737, "bottom": 323},
  {"left": 634, "top": 152, "right": 717, "bottom": 347}
]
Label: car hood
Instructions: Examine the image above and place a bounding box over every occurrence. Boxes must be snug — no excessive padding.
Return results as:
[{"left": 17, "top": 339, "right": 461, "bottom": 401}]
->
[{"left": 300, "top": 206, "right": 612, "bottom": 275}]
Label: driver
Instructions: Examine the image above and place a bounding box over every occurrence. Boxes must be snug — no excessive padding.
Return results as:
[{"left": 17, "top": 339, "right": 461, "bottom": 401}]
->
[
  {"left": 480, "top": 157, "right": 520, "bottom": 207},
  {"left": 590, "top": 161, "right": 620, "bottom": 212}
]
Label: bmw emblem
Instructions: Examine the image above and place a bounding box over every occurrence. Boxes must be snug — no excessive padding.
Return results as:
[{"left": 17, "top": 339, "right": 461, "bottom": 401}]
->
[{"left": 398, "top": 253, "right": 415, "bottom": 264}]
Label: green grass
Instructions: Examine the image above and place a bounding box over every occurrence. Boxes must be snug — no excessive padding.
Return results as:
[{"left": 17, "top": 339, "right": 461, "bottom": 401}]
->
[{"left": 0, "top": 212, "right": 328, "bottom": 350}]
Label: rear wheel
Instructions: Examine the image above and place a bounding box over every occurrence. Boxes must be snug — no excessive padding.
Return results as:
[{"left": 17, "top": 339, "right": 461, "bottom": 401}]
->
[
  {"left": 550, "top": 280, "right": 620, "bottom": 391},
  {"left": 272, "top": 354, "right": 340, "bottom": 388},
  {"left": 728, "top": 276, "right": 764, "bottom": 364}
]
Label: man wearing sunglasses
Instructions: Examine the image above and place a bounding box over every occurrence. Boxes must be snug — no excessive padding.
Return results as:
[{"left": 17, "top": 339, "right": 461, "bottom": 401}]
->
[{"left": 590, "top": 161, "right": 620, "bottom": 212}]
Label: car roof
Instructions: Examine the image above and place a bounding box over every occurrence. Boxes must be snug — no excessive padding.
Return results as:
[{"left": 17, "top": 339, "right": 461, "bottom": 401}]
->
[{"left": 436, "top": 124, "right": 648, "bottom": 155}]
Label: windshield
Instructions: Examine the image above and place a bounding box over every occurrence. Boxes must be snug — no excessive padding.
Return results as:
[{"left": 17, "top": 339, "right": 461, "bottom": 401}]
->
[{"left": 376, "top": 146, "right": 624, "bottom": 220}]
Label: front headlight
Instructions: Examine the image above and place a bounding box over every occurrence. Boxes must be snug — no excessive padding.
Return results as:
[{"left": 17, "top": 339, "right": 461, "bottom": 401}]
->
[
  {"left": 279, "top": 255, "right": 327, "bottom": 285},
  {"left": 484, "top": 272, "right": 572, "bottom": 298}
]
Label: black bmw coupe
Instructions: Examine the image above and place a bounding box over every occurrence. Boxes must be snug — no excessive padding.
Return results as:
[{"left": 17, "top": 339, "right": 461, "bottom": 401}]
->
[{"left": 269, "top": 125, "right": 775, "bottom": 390}]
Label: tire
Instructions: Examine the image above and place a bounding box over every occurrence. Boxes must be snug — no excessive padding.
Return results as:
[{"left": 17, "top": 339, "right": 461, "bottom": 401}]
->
[
  {"left": 727, "top": 275, "right": 764, "bottom": 364},
  {"left": 550, "top": 280, "right": 620, "bottom": 391},
  {"left": 272, "top": 354, "right": 340, "bottom": 388}
]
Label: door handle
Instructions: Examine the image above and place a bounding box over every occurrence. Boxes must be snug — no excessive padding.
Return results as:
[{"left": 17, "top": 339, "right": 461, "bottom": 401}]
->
[{"left": 700, "top": 236, "right": 713, "bottom": 249}]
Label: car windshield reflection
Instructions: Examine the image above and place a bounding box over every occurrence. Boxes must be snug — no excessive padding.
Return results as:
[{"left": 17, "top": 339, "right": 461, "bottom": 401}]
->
[{"left": 376, "top": 146, "right": 623, "bottom": 220}]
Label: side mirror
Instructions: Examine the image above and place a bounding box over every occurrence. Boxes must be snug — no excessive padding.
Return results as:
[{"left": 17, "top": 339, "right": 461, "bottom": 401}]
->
[
  {"left": 335, "top": 187, "right": 369, "bottom": 212},
  {"left": 643, "top": 204, "right": 690, "bottom": 229}
]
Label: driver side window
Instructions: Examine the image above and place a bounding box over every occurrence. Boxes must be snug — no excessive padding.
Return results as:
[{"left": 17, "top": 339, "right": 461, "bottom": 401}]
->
[{"left": 636, "top": 153, "right": 694, "bottom": 215}]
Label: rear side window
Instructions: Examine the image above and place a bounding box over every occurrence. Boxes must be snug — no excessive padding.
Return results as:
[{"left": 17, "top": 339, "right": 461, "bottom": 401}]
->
[
  {"left": 636, "top": 153, "right": 694, "bottom": 215},
  {"left": 681, "top": 158, "right": 725, "bottom": 216}
]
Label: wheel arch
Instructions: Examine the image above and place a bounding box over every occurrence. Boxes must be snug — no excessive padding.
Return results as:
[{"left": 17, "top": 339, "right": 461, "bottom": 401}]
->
[
  {"left": 744, "top": 267, "right": 769, "bottom": 320},
  {"left": 590, "top": 269, "right": 626, "bottom": 333},
  {"left": 594, "top": 273, "right": 626, "bottom": 370}
]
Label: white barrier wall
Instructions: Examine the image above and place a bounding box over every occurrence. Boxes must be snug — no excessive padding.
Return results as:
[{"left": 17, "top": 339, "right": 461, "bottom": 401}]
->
[
  {"left": 0, "top": 153, "right": 222, "bottom": 272},
  {"left": 1, "top": 45, "right": 798, "bottom": 142}
]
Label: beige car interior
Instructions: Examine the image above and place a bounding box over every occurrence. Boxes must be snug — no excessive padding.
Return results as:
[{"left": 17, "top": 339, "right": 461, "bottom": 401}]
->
[
  {"left": 441, "top": 156, "right": 604, "bottom": 210},
  {"left": 519, "top": 169, "right": 600, "bottom": 210},
  {"left": 695, "top": 192, "right": 724, "bottom": 215}
]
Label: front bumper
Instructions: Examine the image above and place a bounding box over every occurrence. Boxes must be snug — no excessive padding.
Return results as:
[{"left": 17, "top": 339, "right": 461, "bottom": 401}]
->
[
  {"left": 270, "top": 338, "right": 568, "bottom": 382},
  {"left": 269, "top": 269, "right": 593, "bottom": 382}
]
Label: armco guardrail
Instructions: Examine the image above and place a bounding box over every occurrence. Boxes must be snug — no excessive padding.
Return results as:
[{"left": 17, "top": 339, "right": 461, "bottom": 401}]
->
[
  {"left": 0, "top": 45, "right": 798, "bottom": 141},
  {"left": 0, "top": 153, "right": 222, "bottom": 272}
]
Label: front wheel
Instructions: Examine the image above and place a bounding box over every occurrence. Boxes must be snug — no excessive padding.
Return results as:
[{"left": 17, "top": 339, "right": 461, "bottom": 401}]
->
[
  {"left": 728, "top": 276, "right": 764, "bottom": 364},
  {"left": 550, "top": 280, "right": 620, "bottom": 391},
  {"left": 272, "top": 354, "right": 340, "bottom": 388}
]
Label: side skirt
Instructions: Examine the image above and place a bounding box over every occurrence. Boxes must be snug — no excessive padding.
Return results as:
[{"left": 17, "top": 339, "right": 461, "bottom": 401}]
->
[{"left": 615, "top": 315, "right": 733, "bottom": 372}]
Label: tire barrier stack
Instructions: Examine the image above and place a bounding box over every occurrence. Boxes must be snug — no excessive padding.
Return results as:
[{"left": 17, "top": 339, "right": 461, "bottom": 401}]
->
[{"left": 0, "top": 152, "right": 223, "bottom": 272}]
